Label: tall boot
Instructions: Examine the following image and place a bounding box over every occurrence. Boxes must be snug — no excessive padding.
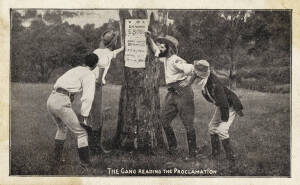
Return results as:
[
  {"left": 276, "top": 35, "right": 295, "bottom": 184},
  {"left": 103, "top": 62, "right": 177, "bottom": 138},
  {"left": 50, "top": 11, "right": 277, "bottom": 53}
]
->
[
  {"left": 221, "top": 138, "right": 235, "bottom": 162},
  {"left": 222, "top": 139, "right": 237, "bottom": 174},
  {"left": 78, "top": 146, "right": 91, "bottom": 169},
  {"left": 210, "top": 134, "right": 221, "bottom": 158},
  {"left": 164, "top": 126, "right": 177, "bottom": 154},
  {"left": 187, "top": 129, "right": 197, "bottom": 157},
  {"left": 51, "top": 139, "right": 64, "bottom": 174}
]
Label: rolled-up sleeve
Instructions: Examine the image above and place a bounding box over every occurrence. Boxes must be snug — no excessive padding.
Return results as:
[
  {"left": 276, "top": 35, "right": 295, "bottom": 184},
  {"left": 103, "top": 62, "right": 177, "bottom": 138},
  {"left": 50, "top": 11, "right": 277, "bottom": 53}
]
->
[
  {"left": 80, "top": 73, "right": 96, "bottom": 117},
  {"left": 173, "top": 57, "right": 194, "bottom": 75}
]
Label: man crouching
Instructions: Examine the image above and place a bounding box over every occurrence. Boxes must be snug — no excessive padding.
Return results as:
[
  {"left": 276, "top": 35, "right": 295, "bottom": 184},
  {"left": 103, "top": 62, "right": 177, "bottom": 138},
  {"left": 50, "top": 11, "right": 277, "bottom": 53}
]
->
[
  {"left": 47, "top": 53, "right": 98, "bottom": 174},
  {"left": 192, "top": 60, "right": 244, "bottom": 164}
]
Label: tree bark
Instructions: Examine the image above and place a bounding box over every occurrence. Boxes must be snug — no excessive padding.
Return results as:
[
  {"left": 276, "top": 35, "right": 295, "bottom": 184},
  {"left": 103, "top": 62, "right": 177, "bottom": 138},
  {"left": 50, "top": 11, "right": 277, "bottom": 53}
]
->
[
  {"left": 114, "top": 10, "right": 167, "bottom": 151},
  {"left": 229, "top": 50, "right": 237, "bottom": 90}
]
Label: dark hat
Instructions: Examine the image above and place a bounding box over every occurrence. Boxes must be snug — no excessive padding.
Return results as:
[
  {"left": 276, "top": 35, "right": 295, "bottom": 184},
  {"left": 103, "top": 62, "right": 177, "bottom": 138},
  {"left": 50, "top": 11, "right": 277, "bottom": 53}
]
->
[
  {"left": 101, "top": 30, "right": 118, "bottom": 48},
  {"left": 156, "top": 35, "right": 179, "bottom": 55}
]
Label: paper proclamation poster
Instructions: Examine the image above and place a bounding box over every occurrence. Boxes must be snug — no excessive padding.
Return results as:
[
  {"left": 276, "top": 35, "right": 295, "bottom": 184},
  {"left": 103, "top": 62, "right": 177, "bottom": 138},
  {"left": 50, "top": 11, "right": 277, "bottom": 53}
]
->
[{"left": 125, "top": 19, "right": 148, "bottom": 68}]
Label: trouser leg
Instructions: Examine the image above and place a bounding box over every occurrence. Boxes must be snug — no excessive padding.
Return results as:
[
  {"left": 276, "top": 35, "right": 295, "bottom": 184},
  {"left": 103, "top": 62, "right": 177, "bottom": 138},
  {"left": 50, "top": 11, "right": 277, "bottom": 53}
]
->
[
  {"left": 47, "top": 94, "right": 68, "bottom": 174},
  {"left": 178, "top": 86, "right": 197, "bottom": 156},
  {"left": 161, "top": 92, "right": 178, "bottom": 151},
  {"left": 48, "top": 114, "right": 68, "bottom": 163},
  {"left": 186, "top": 129, "right": 197, "bottom": 156},
  {"left": 164, "top": 126, "right": 177, "bottom": 151},
  {"left": 55, "top": 100, "right": 90, "bottom": 165},
  {"left": 209, "top": 107, "right": 237, "bottom": 161}
]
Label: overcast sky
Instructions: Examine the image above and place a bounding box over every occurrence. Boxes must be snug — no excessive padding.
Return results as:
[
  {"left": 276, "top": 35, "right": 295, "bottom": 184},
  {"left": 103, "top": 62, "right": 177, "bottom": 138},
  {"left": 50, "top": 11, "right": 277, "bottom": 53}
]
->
[
  {"left": 64, "top": 10, "right": 120, "bottom": 27},
  {"left": 17, "top": 10, "right": 120, "bottom": 28}
]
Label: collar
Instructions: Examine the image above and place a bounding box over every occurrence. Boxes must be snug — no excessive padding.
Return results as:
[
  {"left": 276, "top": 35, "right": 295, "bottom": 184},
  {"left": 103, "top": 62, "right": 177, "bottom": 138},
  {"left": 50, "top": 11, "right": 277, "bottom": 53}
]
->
[{"left": 197, "top": 69, "right": 211, "bottom": 90}]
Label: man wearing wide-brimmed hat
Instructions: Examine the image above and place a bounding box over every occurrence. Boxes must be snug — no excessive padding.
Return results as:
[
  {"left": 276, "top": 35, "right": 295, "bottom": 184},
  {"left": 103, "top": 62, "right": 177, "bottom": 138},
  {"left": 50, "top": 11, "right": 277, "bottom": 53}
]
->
[
  {"left": 88, "top": 30, "right": 124, "bottom": 154},
  {"left": 93, "top": 30, "right": 124, "bottom": 85},
  {"left": 146, "top": 33, "right": 200, "bottom": 158},
  {"left": 192, "top": 60, "right": 244, "bottom": 165}
]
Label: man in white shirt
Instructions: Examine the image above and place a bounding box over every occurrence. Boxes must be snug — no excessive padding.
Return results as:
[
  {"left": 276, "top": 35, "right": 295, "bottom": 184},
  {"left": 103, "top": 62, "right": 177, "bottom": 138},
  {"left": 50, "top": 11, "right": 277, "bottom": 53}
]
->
[
  {"left": 47, "top": 53, "right": 98, "bottom": 173},
  {"left": 89, "top": 30, "right": 124, "bottom": 153},
  {"left": 93, "top": 30, "right": 124, "bottom": 85},
  {"left": 146, "top": 34, "right": 200, "bottom": 158}
]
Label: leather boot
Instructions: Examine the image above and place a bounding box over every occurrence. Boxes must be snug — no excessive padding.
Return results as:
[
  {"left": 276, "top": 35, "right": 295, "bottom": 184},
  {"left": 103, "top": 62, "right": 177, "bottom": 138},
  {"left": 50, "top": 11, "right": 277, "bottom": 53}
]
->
[
  {"left": 210, "top": 134, "right": 221, "bottom": 159},
  {"left": 221, "top": 139, "right": 235, "bottom": 162},
  {"left": 164, "top": 126, "right": 177, "bottom": 154},
  {"left": 78, "top": 146, "right": 91, "bottom": 169},
  {"left": 187, "top": 129, "right": 198, "bottom": 157},
  {"left": 51, "top": 139, "right": 64, "bottom": 174}
]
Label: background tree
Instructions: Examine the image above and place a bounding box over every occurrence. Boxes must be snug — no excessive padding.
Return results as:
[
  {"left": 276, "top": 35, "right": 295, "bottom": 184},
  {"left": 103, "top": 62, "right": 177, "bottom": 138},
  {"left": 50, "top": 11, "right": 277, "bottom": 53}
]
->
[{"left": 10, "top": 9, "right": 291, "bottom": 93}]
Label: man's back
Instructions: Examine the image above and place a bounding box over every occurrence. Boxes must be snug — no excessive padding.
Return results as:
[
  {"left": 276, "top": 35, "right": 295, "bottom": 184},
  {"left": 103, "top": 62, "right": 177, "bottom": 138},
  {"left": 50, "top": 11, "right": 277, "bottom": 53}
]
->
[{"left": 54, "top": 66, "right": 95, "bottom": 94}]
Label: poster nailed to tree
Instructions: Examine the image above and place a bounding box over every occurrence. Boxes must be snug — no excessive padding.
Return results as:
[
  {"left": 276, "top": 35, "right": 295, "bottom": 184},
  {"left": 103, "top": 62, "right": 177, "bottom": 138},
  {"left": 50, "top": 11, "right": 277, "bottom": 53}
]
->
[{"left": 124, "top": 19, "right": 148, "bottom": 68}]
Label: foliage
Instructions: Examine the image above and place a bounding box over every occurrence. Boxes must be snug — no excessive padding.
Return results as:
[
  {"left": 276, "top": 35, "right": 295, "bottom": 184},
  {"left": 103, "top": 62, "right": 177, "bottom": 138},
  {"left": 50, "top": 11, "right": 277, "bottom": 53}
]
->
[
  {"left": 168, "top": 10, "right": 290, "bottom": 91},
  {"left": 11, "top": 10, "right": 291, "bottom": 92}
]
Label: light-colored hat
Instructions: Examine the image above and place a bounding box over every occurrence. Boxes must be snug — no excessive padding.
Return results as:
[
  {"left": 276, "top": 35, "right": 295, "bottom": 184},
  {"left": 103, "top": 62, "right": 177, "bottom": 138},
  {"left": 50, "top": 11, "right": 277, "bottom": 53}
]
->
[
  {"left": 156, "top": 35, "right": 179, "bottom": 54},
  {"left": 194, "top": 60, "right": 210, "bottom": 67},
  {"left": 101, "top": 30, "right": 118, "bottom": 48},
  {"left": 194, "top": 60, "right": 210, "bottom": 77}
]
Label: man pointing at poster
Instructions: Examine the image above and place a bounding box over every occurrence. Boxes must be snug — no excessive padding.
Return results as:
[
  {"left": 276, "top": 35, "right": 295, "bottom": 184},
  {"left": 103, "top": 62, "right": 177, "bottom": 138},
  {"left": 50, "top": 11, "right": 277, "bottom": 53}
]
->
[
  {"left": 89, "top": 30, "right": 124, "bottom": 154},
  {"left": 93, "top": 30, "right": 124, "bottom": 85}
]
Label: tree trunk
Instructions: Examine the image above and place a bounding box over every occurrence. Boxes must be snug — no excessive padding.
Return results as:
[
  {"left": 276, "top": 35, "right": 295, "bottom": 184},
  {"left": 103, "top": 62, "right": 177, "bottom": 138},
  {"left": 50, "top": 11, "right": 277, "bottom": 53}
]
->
[
  {"left": 229, "top": 50, "right": 237, "bottom": 90},
  {"left": 114, "top": 10, "right": 167, "bottom": 152}
]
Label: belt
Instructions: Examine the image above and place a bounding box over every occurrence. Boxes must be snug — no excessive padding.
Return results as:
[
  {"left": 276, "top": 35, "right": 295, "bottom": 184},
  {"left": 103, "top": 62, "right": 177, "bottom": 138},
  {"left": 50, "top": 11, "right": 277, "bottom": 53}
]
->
[
  {"left": 167, "top": 80, "right": 189, "bottom": 96},
  {"left": 54, "top": 88, "right": 75, "bottom": 100}
]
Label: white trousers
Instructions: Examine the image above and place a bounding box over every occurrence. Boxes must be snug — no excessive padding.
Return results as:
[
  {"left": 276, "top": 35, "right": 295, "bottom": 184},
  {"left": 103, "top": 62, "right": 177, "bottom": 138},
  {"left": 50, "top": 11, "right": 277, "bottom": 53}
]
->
[
  {"left": 208, "top": 107, "right": 236, "bottom": 140},
  {"left": 47, "top": 91, "right": 88, "bottom": 148}
]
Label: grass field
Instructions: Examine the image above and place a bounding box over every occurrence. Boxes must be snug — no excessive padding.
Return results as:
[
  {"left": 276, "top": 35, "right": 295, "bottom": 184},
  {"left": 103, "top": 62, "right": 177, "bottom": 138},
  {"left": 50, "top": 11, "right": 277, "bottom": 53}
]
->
[{"left": 10, "top": 83, "right": 290, "bottom": 176}]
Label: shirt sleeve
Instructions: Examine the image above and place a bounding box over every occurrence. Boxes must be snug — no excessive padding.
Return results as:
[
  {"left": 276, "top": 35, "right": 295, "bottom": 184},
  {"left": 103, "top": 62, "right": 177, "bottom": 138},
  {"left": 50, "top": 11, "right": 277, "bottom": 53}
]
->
[
  {"left": 172, "top": 56, "right": 194, "bottom": 75},
  {"left": 112, "top": 50, "right": 117, "bottom": 59},
  {"left": 101, "top": 55, "right": 112, "bottom": 84},
  {"left": 158, "top": 57, "right": 166, "bottom": 63},
  {"left": 92, "top": 66, "right": 100, "bottom": 82},
  {"left": 80, "top": 72, "right": 96, "bottom": 117},
  {"left": 214, "top": 85, "right": 229, "bottom": 122},
  {"left": 112, "top": 47, "right": 124, "bottom": 58},
  {"left": 148, "top": 38, "right": 160, "bottom": 57}
]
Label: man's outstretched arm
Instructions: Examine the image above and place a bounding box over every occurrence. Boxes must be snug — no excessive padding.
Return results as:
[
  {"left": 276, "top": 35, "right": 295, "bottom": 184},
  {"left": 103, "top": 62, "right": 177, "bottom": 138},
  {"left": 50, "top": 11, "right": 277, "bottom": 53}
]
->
[
  {"left": 145, "top": 31, "right": 160, "bottom": 57},
  {"left": 112, "top": 46, "right": 124, "bottom": 58}
]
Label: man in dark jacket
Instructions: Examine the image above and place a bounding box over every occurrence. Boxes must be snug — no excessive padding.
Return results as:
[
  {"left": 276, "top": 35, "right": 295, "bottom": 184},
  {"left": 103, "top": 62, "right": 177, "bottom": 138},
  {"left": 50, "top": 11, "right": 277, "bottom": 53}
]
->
[{"left": 192, "top": 60, "right": 244, "bottom": 163}]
